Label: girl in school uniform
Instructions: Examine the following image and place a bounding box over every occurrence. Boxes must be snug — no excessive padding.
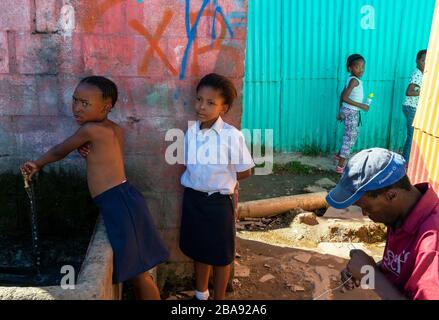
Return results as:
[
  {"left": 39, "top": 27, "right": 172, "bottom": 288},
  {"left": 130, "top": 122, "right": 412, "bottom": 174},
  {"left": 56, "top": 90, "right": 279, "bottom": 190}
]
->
[{"left": 179, "top": 73, "right": 255, "bottom": 300}]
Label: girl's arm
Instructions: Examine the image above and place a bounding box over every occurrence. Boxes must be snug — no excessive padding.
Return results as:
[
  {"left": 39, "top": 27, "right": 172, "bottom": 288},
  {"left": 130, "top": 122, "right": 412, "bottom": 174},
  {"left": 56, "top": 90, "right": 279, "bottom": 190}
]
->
[
  {"left": 237, "top": 169, "right": 252, "bottom": 180},
  {"left": 342, "top": 79, "right": 369, "bottom": 111},
  {"left": 406, "top": 83, "right": 420, "bottom": 97},
  {"left": 337, "top": 92, "right": 345, "bottom": 120},
  {"left": 339, "top": 91, "right": 344, "bottom": 108},
  {"left": 21, "top": 124, "right": 94, "bottom": 180}
]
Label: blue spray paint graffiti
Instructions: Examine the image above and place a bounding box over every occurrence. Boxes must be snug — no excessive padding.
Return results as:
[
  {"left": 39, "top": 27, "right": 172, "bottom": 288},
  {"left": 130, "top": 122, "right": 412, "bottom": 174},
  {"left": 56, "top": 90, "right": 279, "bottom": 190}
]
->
[
  {"left": 180, "top": 0, "right": 235, "bottom": 80},
  {"left": 227, "top": 12, "right": 247, "bottom": 28},
  {"left": 135, "top": 0, "right": 239, "bottom": 80},
  {"left": 211, "top": 1, "right": 235, "bottom": 41}
]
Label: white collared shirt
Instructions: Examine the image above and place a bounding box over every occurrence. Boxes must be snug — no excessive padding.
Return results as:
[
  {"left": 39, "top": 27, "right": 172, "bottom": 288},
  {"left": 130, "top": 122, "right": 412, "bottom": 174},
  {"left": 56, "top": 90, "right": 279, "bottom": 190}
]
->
[{"left": 181, "top": 117, "right": 255, "bottom": 195}]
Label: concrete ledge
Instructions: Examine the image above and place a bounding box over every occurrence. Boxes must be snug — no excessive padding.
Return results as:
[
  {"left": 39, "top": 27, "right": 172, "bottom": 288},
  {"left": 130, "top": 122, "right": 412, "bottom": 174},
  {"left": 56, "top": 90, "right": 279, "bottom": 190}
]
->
[{"left": 0, "top": 216, "right": 122, "bottom": 300}]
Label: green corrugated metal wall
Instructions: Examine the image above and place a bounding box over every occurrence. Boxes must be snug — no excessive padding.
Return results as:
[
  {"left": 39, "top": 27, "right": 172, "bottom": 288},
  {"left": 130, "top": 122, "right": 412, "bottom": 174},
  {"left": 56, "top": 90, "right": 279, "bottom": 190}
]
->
[{"left": 243, "top": 0, "right": 436, "bottom": 153}]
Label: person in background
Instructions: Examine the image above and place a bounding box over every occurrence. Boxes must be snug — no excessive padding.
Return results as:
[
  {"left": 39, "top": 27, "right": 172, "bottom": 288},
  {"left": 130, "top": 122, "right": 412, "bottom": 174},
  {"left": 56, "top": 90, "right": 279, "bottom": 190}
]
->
[
  {"left": 402, "top": 49, "right": 427, "bottom": 163},
  {"left": 335, "top": 54, "right": 370, "bottom": 174}
]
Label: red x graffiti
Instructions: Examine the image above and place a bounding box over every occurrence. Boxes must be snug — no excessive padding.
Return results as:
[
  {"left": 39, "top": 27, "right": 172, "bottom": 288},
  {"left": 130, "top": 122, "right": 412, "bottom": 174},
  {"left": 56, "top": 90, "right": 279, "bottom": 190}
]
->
[{"left": 129, "top": 9, "right": 178, "bottom": 77}]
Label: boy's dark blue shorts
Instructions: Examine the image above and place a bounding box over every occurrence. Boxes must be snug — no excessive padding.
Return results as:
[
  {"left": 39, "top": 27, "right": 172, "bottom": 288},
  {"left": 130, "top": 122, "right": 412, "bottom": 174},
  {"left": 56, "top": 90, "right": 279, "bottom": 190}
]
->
[
  {"left": 94, "top": 181, "right": 169, "bottom": 283},
  {"left": 179, "top": 187, "right": 235, "bottom": 266}
]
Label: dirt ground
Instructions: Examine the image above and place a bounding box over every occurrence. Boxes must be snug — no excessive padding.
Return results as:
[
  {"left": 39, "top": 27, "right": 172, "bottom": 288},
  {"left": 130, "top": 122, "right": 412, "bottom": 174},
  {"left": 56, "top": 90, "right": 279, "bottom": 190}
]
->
[
  {"left": 164, "top": 157, "right": 386, "bottom": 301},
  {"left": 229, "top": 238, "right": 380, "bottom": 300},
  {"left": 166, "top": 235, "right": 381, "bottom": 301},
  {"left": 228, "top": 162, "right": 384, "bottom": 300},
  {"left": 238, "top": 173, "right": 340, "bottom": 202},
  {"left": 165, "top": 207, "right": 385, "bottom": 301},
  {"left": 238, "top": 152, "right": 341, "bottom": 202}
]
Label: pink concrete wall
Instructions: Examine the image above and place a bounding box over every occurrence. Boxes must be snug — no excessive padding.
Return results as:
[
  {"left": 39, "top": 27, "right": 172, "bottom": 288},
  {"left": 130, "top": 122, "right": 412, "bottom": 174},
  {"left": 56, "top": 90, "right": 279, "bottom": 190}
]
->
[{"left": 0, "top": 0, "right": 248, "bottom": 283}]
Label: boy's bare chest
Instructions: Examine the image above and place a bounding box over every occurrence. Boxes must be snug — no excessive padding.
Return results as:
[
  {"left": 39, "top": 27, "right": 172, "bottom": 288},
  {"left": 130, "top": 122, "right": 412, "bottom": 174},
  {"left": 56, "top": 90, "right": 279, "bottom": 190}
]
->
[{"left": 87, "top": 140, "right": 123, "bottom": 164}]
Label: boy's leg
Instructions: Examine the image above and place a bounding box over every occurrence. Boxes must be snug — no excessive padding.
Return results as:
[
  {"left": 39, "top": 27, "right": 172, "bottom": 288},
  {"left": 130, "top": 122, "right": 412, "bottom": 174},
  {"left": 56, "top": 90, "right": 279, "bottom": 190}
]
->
[
  {"left": 194, "top": 261, "right": 211, "bottom": 298},
  {"left": 213, "top": 264, "right": 232, "bottom": 300},
  {"left": 402, "top": 105, "right": 416, "bottom": 162},
  {"left": 130, "top": 271, "right": 161, "bottom": 300}
]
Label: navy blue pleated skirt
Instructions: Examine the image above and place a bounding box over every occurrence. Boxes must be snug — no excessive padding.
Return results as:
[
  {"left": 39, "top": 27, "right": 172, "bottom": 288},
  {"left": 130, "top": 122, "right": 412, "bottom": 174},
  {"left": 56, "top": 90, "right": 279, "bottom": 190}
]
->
[
  {"left": 179, "top": 188, "right": 235, "bottom": 266},
  {"left": 93, "top": 181, "right": 169, "bottom": 283}
]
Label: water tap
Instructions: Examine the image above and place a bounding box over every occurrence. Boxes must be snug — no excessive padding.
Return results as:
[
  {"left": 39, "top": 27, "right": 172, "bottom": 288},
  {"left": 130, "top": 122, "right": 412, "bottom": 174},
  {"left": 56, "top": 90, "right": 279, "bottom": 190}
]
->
[{"left": 21, "top": 169, "right": 30, "bottom": 189}]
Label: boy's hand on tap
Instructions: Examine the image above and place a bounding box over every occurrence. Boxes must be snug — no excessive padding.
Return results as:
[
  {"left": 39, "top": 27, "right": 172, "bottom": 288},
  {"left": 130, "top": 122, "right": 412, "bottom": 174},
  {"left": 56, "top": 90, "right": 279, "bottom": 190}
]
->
[{"left": 20, "top": 161, "right": 40, "bottom": 181}]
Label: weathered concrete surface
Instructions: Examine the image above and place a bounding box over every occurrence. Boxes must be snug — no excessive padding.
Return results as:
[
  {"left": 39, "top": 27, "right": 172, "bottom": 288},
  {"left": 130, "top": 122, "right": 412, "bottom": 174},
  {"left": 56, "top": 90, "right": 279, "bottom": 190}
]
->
[{"left": 0, "top": 217, "right": 122, "bottom": 300}]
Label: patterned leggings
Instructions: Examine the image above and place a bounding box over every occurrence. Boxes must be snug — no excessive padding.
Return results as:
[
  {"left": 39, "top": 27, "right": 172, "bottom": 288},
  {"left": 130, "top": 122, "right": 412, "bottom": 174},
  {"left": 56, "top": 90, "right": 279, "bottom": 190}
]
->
[{"left": 339, "top": 107, "right": 360, "bottom": 158}]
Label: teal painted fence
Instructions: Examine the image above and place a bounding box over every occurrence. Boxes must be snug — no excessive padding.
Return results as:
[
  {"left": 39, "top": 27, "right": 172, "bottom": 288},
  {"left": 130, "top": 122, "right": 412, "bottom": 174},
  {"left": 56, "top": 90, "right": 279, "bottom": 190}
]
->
[{"left": 243, "top": 0, "right": 436, "bottom": 153}]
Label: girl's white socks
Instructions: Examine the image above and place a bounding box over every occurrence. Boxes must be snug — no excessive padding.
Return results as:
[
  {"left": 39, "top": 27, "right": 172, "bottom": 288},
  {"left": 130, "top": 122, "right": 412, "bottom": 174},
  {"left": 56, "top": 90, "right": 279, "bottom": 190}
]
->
[{"left": 195, "top": 290, "right": 210, "bottom": 300}]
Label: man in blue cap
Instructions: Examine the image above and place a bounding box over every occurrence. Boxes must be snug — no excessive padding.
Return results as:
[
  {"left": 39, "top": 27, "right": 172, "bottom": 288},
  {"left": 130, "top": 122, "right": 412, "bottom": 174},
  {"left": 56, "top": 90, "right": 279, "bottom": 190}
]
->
[{"left": 326, "top": 148, "right": 439, "bottom": 300}]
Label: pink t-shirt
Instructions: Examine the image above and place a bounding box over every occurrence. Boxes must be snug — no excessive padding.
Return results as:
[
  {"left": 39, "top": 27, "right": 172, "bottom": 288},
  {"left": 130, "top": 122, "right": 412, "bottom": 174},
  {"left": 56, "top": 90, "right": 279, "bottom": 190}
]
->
[{"left": 380, "top": 183, "right": 439, "bottom": 300}]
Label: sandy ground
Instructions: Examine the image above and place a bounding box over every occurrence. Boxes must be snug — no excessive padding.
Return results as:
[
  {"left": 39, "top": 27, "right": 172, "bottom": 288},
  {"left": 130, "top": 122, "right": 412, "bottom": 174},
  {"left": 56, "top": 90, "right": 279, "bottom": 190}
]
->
[
  {"left": 230, "top": 208, "right": 385, "bottom": 300},
  {"left": 237, "top": 206, "right": 386, "bottom": 256},
  {"left": 164, "top": 153, "right": 385, "bottom": 300},
  {"left": 229, "top": 238, "right": 380, "bottom": 300},
  {"left": 165, "top": 206, "right": 385, "bottom": 301},
  {"left": 166, "top": 235, "right": 381, "bottom": 301}
]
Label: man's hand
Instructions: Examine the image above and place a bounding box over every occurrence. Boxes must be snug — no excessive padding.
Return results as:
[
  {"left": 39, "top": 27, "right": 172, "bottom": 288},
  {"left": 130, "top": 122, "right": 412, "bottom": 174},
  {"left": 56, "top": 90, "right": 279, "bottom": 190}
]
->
[
  {"left": 20, "top": 161, "right": 40, "bottom": 181},
  {"left": 78, "top": 142, "right": 91, "bottom": 158},
  {"left": 340, "top": 268, "right": 360, "bottom": 291},
  {"left": 347, "top": 249, "right": 377, "bottom": 280}
]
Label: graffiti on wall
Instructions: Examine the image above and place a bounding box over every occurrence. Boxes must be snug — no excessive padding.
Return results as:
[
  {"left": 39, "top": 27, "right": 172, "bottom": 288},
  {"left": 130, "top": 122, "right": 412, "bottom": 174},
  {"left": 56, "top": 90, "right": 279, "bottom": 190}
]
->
[
  {"left": 79, "top": 0, "right": 246, "bottom": 79},
  {"left": 129, "top": 9, "right": 178, "bottom": 77}
]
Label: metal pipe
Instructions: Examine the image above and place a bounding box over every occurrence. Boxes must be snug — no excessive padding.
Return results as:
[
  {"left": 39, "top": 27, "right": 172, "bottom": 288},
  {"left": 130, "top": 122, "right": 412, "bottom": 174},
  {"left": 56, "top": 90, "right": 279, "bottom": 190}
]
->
[{"left": 237, "top": 192, "right": 328, "bottom": 219}]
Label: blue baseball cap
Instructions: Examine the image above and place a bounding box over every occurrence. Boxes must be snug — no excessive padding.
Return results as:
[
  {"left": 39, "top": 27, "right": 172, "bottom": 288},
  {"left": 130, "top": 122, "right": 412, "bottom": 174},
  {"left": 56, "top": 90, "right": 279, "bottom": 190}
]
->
[{"left": 326, "top": 148, "right": 407, "bottom": 209}]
